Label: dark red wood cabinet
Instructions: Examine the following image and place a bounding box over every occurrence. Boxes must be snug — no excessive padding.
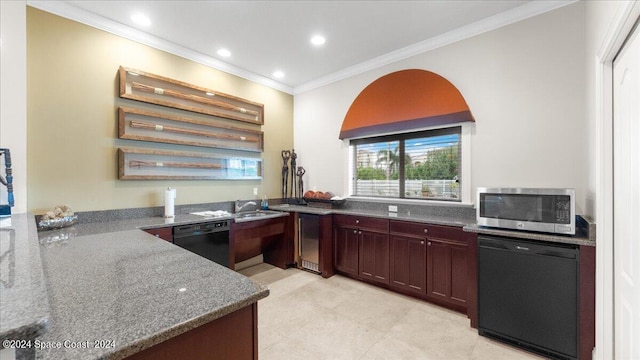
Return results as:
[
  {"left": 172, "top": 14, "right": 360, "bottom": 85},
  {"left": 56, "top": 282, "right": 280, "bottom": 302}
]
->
[
  {"left": 426, "top": 237, "right": 468, "bottom": 308},
  {"left": 389, "top": 220, "right": 429, "bottom": 295},
  {"left": 126, "top": 303, "right": 258, "bottom": 360},
  {"left": 359, "top": 229, "right": 389, "bottom": 284},
  {"left": 334, "top": 217, "right": 477, "bottom": 322},
  {"left": 143, "top": 226, "right": 173, "bottom": 242},
  {"left": 333, "top": 222, "right": 360, "bottom": 276},
  {"left": 389, "top": 233, "right": 427, "bottom": 295},
  {"left": 333, "top": 215, "right": 389, "bottom": 284}
]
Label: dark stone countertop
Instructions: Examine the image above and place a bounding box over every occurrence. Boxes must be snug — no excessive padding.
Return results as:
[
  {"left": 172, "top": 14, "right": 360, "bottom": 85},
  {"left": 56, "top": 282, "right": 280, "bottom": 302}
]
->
[
  {"left": 270, "top": 204, "right": 595, "bottom": 247},
  {"left": 5, "top": 213, "right": 268, "bottom": 360},
  {"left": 0, "top": 214, "right": 50, "bottom": 342},
  {"left": 269, "top": 204, "right": 474, "bottom": 227}
]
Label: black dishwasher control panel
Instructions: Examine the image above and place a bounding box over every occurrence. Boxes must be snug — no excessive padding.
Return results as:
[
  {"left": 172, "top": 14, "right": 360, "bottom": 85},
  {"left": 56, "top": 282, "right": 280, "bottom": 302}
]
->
[{"left": 173, "top": 220, "right": 229, "bottom": 238}]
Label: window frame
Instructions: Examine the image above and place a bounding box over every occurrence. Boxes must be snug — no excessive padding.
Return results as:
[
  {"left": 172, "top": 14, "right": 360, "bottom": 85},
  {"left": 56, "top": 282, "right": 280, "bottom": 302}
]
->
[{"left": 348, "top": 124, "right": 471, "bottom": 204}]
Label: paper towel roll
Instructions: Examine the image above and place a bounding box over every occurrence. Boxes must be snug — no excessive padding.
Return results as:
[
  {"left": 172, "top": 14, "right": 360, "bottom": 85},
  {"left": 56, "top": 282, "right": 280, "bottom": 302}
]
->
[{"left": 164, "top": 187, "right": 176, "bottom": 218}]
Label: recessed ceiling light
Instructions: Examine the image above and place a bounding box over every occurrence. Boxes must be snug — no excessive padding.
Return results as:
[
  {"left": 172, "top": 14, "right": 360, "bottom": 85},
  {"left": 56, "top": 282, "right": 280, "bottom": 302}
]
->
[
  {"left": 310, "top": 35, "right": 326, "bottom": 46},
  {"left": 273, "top": 71, "right": 285, "bottom": 79},
  {"left": 217, "top": 48, "right": 231, "bottom": 57},
  {"left": 131, "top": 13, "right": 151, "bottom": 27}
]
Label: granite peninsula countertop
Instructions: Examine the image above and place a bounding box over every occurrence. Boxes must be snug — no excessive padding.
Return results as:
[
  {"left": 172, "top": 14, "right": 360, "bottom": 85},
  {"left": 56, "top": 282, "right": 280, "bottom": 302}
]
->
[
  {"left": 0, "top": 214, "right": 50, "bottom": 342},
  {"left": 4, "top": 213, "right": 269, "bottom": 360}
]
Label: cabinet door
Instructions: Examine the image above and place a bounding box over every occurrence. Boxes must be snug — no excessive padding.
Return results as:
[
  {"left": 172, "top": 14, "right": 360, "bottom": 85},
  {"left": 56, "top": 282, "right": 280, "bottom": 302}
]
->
[
  {"left": 334, "top": 225, "right": 359, "bottom": 276},
  {"left": 359, "top": 230, "right": 389, "bottom": 284},
  {"left": 427, "top": 238, "right": 468, "bottom": 308},
  {"left": 390, "top": 234, "right": 426, "bottom": 295}
]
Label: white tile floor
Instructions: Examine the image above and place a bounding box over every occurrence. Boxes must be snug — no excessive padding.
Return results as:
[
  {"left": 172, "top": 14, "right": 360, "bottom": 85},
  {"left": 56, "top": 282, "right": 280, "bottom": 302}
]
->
[{"left": 239, "top": 263, "right": 545, "bottom": 360}]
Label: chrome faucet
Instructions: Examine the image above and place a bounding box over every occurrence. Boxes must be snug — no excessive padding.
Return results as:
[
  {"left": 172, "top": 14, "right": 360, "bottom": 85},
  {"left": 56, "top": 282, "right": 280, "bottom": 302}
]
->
[{"left": 235, "top": 200, "right": 257, "bottom": 213}]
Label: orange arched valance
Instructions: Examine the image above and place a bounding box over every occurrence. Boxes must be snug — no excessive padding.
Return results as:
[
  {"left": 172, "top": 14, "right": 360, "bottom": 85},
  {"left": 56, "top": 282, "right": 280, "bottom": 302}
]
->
[{"left": 339, "top": 69, "right": 474, "bottom": 139}]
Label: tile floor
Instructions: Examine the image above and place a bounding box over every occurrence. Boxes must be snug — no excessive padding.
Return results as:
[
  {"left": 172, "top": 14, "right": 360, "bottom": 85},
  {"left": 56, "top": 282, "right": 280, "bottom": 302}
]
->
[{"left": 239, "top": 263, "right": 545, "bottom": 360}]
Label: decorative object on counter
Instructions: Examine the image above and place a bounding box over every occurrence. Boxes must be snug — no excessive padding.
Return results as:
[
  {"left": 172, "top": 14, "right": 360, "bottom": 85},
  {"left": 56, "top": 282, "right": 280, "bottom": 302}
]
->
[
  {"left": 36, "top": 204, "right": 78, "bottom": 231},
  {"left": 296, "top": 166, "right": 306, "bottom": 199},
  {"left": 290, "top": 149, "right": 297, "bottom": 199},
  {"left": 119, "top": 66, "right": 264, "bottom": 125},
  {"left": 0, "top": 148, "right": 14, "bottom": 218},
  {"left": 119, "top": 107, "right": 264, "bottom": 152},
  {"left": 303, "top": 191, "right": 346, "bottom": 209},
  {"left": 281, "top": 150, "right": 291, "bottom": 200},
  {"left": 118, "top": 148, "right": 263, "bottom": 180},
  {"left": 164, "top": 187, "right": 176, "bottom": 218}
]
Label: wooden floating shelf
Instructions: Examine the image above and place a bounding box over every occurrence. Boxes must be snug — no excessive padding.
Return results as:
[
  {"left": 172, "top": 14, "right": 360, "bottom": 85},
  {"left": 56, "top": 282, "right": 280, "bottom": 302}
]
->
[
  {"left": 118, "top": 107, "right": 264, "bottom": 152},
  {"left": 118, "top": 66, "right": 264, "bottom": 125},
  {"left": 118, "top": 148, "right": 263, "bottom": 180}
]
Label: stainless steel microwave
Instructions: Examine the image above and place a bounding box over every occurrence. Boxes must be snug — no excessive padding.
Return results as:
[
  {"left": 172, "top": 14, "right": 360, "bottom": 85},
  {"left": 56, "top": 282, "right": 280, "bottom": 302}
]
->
[{"left": 476, "top": 188, "right": 575, "bottom": 235}]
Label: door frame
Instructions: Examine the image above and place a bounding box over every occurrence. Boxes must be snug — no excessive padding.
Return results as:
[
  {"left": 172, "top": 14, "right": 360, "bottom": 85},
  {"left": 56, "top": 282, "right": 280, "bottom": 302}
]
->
[{"left": 595, "top": 2, "right": 640, "bottom": 359}]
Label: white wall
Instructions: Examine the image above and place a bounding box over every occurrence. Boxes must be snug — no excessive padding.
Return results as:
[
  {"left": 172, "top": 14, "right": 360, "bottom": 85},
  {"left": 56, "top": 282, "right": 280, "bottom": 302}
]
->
[
  {"left": 584, "top": 0, "right": 631, "bottom": 220},
  {"left": 0, "top": 0, "right": 27, "bottom": 214},
  {"left": 294, "top": 2, "right": 589, "bottom": 213}
]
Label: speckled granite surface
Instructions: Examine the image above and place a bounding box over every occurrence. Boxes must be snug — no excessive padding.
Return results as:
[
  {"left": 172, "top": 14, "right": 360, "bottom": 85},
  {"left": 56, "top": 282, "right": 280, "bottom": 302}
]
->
[
  {"left": 270, "top": 202, "right": 476, "bottom": 227},
  {"left": 0, "top": 213, "right": 50, "bottom": 342},
  {"left": 270, "top": 202, "right": 595, "bottom": 247},
  {"left": 38, "top": 213, "right": 234, "bottom": 241},
  {"left": 463, "top": 224, "right": 594, "bottom": 246},
  {"left": 35, "top": 229, "right": 268, "bottom": 360},
  {"left": 75, "top": 202, "right": 234, "bottom": 224}
]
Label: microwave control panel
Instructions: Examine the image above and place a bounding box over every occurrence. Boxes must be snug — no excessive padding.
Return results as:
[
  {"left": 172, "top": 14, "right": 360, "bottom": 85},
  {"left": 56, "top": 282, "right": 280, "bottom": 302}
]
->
[{"left": 555, "top": 197, "right": 572, "bottom": 224}]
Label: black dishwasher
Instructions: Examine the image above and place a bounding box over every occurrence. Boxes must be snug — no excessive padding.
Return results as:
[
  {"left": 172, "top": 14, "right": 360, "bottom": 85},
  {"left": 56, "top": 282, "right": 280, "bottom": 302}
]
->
[
  {"left": 478, "top": 235, "right": 578, "bottom": 360},
  {"left": 173, "top": 220, "right": 230, "bottom": 267}
]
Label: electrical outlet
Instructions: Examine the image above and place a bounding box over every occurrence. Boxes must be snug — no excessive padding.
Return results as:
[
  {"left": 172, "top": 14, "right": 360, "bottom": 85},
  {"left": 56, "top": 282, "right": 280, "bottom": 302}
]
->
[
  {"left": 253, "top": 187, "right": 258, "bottom": 196},
  {"left": 388, "top": 205, "right": 398, "bottom": 213}
]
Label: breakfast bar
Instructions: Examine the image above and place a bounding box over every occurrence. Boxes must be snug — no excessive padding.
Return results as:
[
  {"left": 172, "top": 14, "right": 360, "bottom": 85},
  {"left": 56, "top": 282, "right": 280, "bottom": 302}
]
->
[{"left": 1, "top": 214, "right": 268, "bottom": 360}]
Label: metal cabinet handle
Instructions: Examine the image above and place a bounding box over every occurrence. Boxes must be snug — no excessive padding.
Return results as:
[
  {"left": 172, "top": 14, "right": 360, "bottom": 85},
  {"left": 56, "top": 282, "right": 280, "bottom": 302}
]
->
[
  {"left": 427, "top": 241, "right": 431, "bottom": 246},
  {"left": 424, "top": 229, "right": 428, "bottom": 234},
  {"left": 355, "top": 219, "right": 360, "bottom": 224},
  {"left": 353, "top": 230, "right": 357, "bottom": 234},
  {"left": 421, "top": 241, "right": 425, "bottom": 245},
  {"left": 358, "top": 231, "right": 362, "bottom": 235}
]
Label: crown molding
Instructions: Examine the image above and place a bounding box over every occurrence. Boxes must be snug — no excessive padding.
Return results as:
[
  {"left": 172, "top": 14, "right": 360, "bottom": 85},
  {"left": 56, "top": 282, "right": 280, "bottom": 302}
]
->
[
  {"left": 27, "top": 0, "right": 576, "bottom": 97},
  {"left": 293, "top": 0, "right": 577, "bottom": 95},
  {"left": 27, "top": 0, "right": 295, "bottom": 94}
]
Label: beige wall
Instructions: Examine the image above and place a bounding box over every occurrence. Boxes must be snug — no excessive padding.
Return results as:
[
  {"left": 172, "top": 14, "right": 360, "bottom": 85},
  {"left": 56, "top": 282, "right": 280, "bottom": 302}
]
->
[
  {"left": 26, "top": 7, "right": 293, "bottom": 213},
  {"left": 294, "top": 2, "right": 589, "bottom": 213}
]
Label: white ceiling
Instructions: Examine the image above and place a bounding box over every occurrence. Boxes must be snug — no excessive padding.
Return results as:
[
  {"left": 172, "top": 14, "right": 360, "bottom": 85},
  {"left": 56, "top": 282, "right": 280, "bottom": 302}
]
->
[{"left": 29, "top": 1, "right": 574, "bottom": 94}]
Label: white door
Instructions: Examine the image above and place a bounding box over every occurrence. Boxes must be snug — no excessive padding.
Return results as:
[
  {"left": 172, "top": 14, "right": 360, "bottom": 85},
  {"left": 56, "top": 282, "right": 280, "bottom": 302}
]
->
[{"left": 613, "top": 21, "right": 640, "bottom": 360}]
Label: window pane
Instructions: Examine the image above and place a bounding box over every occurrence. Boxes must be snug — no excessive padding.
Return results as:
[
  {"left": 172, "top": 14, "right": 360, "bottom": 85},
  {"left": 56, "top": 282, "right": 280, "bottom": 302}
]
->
[
  {"left": 404, "top": 133, "right": 460, "bottom": 200},
  {"left": 354, "top": 140, "right": 400, "bottom": 197},
  {"left": 351, "top": 127, "right": 461, "bottom": 201}
]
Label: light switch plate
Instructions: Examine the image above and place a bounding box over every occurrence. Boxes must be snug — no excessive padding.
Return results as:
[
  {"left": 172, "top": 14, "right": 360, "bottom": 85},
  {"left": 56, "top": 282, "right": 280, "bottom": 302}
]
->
[
  {"left": 388, "top": 205, "right": 398, "bottom": 212},
  {"left": 253, "top": 187, "right": 258, "bottom": 196}
]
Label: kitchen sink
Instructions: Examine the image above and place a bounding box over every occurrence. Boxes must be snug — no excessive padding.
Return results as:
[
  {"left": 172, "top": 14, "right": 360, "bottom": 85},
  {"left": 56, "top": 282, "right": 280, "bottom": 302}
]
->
[{"left": 234, "top": 210, "right": 286, "bottom": 223}]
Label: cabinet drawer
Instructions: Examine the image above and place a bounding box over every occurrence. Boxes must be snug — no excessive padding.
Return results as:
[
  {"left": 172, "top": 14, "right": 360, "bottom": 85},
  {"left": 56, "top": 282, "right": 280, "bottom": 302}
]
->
[
  {"left": 333, "top": 214, "right": 388, "bottom": 232},
  {"left": 425, "top": 224, "right": 466, "bottom": 244},
  {"left": 390, "top": 220, "right": 429, "bottom": 238}
]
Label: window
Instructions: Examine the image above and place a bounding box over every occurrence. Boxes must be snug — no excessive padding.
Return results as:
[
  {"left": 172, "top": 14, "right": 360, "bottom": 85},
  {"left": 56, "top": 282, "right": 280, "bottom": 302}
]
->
[{"left": 351, "top": 127, "right": 461, "bottom": 201}]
